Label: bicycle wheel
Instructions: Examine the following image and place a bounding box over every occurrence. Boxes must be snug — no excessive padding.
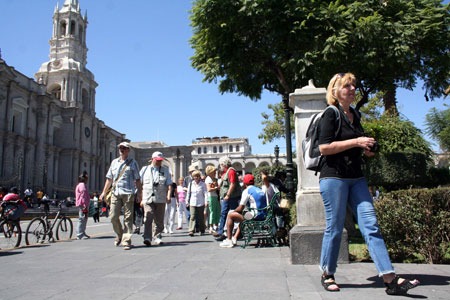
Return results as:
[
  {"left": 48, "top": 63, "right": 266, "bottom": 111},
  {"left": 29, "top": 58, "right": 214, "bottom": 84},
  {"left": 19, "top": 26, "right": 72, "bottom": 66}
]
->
[
  {"left": 55, "top": 217, "right": 73, "bottom": 241},
  {"left": 0, "top": 220, "right": 22, "bottom": 249},
  {"left": 25, "top": 217, "right": 47, "bottom": 245}
]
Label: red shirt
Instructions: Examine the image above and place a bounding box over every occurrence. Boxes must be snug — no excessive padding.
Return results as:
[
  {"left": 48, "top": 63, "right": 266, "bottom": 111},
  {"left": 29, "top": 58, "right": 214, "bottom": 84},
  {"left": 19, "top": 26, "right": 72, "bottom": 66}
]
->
[{"left": 222, "top": 167, "right": 238, "bottom": 183}]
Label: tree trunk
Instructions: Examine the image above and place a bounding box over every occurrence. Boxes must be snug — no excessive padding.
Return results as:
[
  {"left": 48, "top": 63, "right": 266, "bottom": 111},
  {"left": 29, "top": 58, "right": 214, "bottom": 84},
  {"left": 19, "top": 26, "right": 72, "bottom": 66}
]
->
[{"left": 383, "top": 84, "right": 398, "bottom": 116}]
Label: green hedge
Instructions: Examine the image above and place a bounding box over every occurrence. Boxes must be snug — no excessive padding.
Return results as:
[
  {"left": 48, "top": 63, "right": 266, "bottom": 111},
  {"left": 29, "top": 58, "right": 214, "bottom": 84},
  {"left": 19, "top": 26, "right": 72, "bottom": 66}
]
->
[
  {"left": 374, "top": 188, "right": 450, "bottom": 264},
  {"left": 364, "top": 152, "right": 429, "bottom": 190}
]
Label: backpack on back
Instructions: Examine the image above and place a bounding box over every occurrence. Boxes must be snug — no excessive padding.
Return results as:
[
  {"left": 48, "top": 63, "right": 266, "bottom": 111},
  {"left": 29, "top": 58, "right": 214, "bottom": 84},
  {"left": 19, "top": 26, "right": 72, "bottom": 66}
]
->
[{"left": 302, "top": 105, "right": 341, "bottom": 173}]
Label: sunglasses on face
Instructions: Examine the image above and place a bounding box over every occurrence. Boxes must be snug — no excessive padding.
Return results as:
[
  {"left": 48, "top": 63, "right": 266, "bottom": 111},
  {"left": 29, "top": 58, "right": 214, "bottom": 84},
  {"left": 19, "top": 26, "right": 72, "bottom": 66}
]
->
[{"left": 332, "top": 73, "right": 346, "bottom": 88}]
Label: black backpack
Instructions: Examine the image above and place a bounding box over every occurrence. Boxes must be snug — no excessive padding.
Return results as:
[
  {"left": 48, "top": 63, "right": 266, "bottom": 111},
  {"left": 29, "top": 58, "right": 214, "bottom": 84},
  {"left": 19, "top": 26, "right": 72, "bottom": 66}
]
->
[{"left": 302, "top": 105, "right": 341, "bottom": 174}]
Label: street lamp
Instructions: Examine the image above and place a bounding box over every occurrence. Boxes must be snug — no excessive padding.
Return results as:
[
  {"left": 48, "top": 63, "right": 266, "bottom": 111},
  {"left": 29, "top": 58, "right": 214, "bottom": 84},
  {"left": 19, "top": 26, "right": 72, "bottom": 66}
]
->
[
  {"left": 274, "top": 145, "right": 279, "bottom": 167},
  {"left": 282, "top": 97, "right": 294, "bottom": 202}
]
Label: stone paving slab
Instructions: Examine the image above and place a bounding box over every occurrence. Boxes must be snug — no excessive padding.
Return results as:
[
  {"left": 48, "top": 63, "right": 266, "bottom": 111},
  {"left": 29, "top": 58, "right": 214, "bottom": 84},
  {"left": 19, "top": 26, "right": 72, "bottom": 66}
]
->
[{"left": 0, "top": 217, "right": 449, "bottom": 299}]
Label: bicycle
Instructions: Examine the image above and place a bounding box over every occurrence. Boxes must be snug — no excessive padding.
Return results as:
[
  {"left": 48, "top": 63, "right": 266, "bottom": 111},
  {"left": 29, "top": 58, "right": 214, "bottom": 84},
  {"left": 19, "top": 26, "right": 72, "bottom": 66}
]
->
[
  {"left": 0, "top": 201, "right": 23, "bottom": 249},
  {"left": 25, "top": 199, "right": 73, "bottom": 245}
]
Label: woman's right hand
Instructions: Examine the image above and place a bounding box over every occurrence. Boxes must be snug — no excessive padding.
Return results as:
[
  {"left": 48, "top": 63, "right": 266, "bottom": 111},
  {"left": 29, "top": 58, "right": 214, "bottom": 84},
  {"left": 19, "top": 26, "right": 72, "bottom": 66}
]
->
[{"left": 356, "top": 137, "right": 375, "bottom": 152}]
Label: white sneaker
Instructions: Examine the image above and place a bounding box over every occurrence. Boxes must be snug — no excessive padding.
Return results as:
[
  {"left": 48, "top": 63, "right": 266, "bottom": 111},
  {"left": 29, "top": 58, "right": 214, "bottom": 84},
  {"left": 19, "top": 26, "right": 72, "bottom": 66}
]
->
[
  {"left": 153, "top": 237, "right": 162, "bottom": 245},
  {"left": 219, "top": 239, "right": 234, "bottom": 248},
  {"left": 231, "top": 237, "right": 237, "bottom": 245},
  {"left": 163, "top": 228, "right": 168, "bottom": 234},
  {"left": 169, "top": 229, "right": 173, "bottom": 234}
]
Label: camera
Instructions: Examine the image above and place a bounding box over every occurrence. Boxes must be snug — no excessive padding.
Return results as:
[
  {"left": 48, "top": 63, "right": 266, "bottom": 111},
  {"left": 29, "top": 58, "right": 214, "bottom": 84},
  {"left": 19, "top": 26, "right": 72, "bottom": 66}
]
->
[
  {"left": 146, "top": 192, "right": 155, "bottom": 205},
  {"left": 369, "top": 141, "right": 379, "bottom": 153}
]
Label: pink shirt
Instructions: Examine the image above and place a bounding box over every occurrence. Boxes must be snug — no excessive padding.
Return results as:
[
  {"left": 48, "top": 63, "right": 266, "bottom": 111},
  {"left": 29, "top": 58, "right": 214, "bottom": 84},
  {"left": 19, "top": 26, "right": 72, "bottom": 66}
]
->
[
  {"left": 75, "top": 182, "right": 90, "bottom": 208},
  {"left": 177, "top": 185, "right": 186, "bottom": 203}
]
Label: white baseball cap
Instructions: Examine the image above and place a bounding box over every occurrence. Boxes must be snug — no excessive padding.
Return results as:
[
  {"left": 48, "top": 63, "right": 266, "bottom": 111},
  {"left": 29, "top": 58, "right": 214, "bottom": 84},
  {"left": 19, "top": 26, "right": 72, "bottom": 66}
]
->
[{"left": 151, "top": 151, "right": 164, "bottom": 161}]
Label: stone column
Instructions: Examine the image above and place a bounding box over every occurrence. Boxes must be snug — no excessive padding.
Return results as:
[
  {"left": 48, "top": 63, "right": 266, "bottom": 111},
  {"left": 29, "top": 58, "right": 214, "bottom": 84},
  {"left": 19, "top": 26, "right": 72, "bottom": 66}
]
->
[{"left": 288, "top": 80, "right": 348, "bottom": 265}]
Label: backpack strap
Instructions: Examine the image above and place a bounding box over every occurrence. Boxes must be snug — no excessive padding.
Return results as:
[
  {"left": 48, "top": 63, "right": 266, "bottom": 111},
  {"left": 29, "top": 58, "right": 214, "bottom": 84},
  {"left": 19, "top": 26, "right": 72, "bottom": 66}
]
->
[
  {"left": 315, "top": 106, "right": 342, "bottom": 175},
  {"left": 326, "top": 105, "right": 342, "bottom": 138}
]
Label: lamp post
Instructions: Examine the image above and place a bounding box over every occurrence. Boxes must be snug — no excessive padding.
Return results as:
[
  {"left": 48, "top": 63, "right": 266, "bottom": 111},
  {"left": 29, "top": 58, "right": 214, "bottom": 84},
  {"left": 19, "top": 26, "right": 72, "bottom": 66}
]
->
[
  {"left": 274, "top": 145, "right": 279, "bottom": 167},
  {"left": 282, "top": 97, "right": 295, "bottom": 202}
]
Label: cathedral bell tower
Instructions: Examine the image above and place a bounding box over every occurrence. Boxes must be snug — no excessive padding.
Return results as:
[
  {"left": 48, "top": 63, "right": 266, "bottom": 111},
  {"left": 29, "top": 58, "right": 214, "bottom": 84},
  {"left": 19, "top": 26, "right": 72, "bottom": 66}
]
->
[{"left": 35, "top": 0, "right": 97, "bottom": 115}]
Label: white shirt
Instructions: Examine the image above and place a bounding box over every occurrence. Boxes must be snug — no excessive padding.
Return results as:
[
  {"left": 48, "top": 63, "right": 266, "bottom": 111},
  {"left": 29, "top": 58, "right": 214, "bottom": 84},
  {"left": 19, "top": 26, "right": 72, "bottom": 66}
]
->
[{"left": 187, "top": 180, "right": 207, "bottom": 207}]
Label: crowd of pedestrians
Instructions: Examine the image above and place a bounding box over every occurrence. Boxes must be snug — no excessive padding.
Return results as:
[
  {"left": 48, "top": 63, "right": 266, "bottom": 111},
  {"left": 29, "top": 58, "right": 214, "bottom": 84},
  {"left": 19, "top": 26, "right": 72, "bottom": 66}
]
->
[{"left": 3, "top": 120, "right": 420, "bottom": 296}]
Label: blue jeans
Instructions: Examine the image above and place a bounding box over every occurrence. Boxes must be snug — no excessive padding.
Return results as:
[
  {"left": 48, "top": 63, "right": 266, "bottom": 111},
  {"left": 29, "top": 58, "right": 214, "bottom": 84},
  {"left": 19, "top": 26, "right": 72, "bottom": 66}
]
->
[
  {"left": 217, "top": 196, "right": 239, "bottom": 235},
  {"left": 77, "top": 208, "right": 88, "bottom": 238},
  {"left": 319, "top": 177, "right": 394, "bottom": 276}
]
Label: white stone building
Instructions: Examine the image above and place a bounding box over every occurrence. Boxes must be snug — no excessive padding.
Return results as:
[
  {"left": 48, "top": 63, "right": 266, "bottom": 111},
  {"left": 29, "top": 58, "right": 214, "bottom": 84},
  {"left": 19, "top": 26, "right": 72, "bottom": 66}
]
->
[{"left": 189, "top": 136, "right": 287, "bottom": 175}]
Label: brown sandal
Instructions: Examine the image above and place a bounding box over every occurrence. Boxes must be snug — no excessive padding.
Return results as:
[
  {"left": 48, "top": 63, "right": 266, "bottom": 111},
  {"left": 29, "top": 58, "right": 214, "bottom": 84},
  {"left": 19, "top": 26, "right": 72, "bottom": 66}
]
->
[
  {"left": 385, "top": 275, "right": 420, "bottom": 295},
  {"left": 321, "top": 275, "right": 340, "bottom": 292}
]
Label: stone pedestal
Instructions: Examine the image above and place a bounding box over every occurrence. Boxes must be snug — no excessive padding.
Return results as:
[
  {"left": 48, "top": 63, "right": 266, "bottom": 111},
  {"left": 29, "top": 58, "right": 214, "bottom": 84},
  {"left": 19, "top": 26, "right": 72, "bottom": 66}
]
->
[
  {"left": 290, "top": 226, "right": 349, "bottom": 265},
  {"left": 288, "top": 80, "right": 349, "bottom": 265}
]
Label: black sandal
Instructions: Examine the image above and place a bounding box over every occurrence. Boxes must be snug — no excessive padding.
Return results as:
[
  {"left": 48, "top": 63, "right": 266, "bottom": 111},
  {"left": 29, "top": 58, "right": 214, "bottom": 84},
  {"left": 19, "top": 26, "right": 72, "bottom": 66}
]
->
[
  {"left": 385, "top": 275, "right": 420, "bottom": 295},
  {"left": 321, "top": 274, "right": 340, "bottom": 292}
]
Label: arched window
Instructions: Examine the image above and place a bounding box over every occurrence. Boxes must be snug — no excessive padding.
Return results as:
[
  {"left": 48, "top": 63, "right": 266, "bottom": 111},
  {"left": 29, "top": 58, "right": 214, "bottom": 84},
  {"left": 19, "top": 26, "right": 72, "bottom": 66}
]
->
[
  {"left": 70, "top": 21, "right": 76, "bottom": 35},
  {"left": 59, "top": 21, "right": 67, "bottom": 37},
  {"left": 49, "top": 85, "right": 62, "bottom": 100},
  {"left": 11, "top": 97, "right": 28, "bottom": 136},
  {"left": 203, "top": 147, "right": 207, "bottom": 154},
  {"left": 229, "top": 145, "right": 233, "bottom": 152},
  {"left": 78, "top": 26, "right": 83, "bottom": 42},
  {"left": 219, "top": 146, "right": 223, "bottom": 153},
  {"left": 82, "top": 89, "right": 89, "bottom": 112},
  {"left": 236, "top": 145, "right": 240, "bottom": 152},
  {"left": 213, "top": 146, "right": 217, "bottom": 153},
  {"left": 197, "top": 147, "right": 201, "bottom": 154}
]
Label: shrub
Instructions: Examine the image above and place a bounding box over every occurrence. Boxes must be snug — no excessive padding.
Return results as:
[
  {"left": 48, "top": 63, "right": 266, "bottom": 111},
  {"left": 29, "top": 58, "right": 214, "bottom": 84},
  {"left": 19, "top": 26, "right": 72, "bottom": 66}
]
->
[
  {"left": 374, "top": 188, "right": 450, "bottom": 264},
  {"left": 364, "top": 152, "right": 430, "bottom": 190},
  {"left": 426, "top": 167, "right": 450, "bottom": 187}
]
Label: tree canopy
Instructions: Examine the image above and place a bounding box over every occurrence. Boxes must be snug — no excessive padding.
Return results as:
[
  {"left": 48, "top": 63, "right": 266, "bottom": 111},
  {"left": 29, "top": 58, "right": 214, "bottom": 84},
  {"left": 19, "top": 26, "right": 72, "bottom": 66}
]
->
[
  {"left": 425, "top": 106, "right": 450, "bottom": 152},
  {"left": 190, "top": 0, "right": 449, "bottom": 114}
]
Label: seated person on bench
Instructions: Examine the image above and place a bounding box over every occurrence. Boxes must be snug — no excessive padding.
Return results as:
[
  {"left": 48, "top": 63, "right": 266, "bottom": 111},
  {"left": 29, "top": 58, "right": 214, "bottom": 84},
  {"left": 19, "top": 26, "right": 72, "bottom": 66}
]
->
[{"left": 219, "top": 174, "right": 267, "bottom": 248}]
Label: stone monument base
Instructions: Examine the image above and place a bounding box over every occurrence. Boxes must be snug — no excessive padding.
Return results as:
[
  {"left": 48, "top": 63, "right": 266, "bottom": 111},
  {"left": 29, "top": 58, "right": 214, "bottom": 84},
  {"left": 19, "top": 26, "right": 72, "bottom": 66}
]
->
[{"left": 290, "top": 225, "right": 349, "bottom": 265}]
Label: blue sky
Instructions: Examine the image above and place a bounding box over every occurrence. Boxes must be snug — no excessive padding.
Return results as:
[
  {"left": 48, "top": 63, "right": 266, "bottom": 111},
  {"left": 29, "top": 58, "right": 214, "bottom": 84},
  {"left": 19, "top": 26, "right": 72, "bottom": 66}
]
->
[{"left": 0, "top": 0, "right": 447, "bottom": 154}]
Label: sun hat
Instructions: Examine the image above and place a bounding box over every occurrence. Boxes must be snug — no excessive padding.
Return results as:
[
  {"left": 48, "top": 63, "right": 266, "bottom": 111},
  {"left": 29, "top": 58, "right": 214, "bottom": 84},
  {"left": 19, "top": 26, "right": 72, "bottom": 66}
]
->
[
  {"left": 118, "top": 141, "right": 131, "bottom": 148},
  {"left": 205, "top": 165, "right": 217, "bottom": 175}
]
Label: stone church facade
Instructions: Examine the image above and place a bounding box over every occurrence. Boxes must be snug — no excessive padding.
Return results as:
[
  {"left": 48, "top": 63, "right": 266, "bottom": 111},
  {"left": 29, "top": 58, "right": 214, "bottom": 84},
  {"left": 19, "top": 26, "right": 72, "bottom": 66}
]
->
[
  {"left": 0, "top": 0, "right": 286, "bottom": 198},
  {"left": 0, "top": 0, "right": 126, "bottom": 198}
]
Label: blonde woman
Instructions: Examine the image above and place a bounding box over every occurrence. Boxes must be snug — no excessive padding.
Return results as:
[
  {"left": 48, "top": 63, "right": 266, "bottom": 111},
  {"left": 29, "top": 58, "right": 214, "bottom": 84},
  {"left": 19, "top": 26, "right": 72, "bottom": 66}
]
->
[
  {"left": 205, "top": 165, "right": 220, "bottom": 233},
  {"left": 317, "top": 73, "right": 419, "bottom": 295}
]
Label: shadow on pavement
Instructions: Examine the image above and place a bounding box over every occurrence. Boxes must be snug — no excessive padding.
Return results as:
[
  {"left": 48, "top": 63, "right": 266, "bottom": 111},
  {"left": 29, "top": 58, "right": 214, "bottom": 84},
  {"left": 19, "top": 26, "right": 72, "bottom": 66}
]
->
[
  {"left": 339, "top": 273, "right": 450, "bottom": 299},
  {"left": 0, "top": 250, "right": 23, "bottom": 256}
]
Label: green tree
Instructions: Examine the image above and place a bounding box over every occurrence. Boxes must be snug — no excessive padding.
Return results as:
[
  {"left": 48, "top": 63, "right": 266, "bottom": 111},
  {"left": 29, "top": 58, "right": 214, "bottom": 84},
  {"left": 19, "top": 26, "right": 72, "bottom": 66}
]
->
[
  {"left": 259, "top": 102, "right": 294, "bottom": 144},
  {"left": 190, "top": 0, "right": 449, "bottom": 115},
  {"left": 425, "top": 106, "right": 450, "bottom": 152}
]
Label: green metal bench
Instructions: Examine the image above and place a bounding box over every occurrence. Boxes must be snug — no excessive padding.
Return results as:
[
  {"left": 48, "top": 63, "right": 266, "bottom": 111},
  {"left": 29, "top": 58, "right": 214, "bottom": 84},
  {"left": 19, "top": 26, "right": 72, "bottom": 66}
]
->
[{"left": 240, "top": 192, "right": 280, "bottom": 248}]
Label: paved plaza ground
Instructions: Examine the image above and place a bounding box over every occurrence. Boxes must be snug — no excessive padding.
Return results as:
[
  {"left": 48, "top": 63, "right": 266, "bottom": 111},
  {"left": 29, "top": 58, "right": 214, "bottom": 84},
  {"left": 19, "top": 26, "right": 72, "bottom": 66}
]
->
[{"left": 0, "top": 216, "right": 449, "bottom": 300}]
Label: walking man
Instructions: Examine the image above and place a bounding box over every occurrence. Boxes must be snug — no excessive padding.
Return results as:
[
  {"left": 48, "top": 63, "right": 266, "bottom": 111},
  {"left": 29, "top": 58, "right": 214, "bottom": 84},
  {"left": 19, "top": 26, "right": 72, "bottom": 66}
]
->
[
  {"left": 100, "top": 142, "right": 142, "bottom": 250},
  {"left": 140, "top": 151, "right": 173, "bottom": 246}
]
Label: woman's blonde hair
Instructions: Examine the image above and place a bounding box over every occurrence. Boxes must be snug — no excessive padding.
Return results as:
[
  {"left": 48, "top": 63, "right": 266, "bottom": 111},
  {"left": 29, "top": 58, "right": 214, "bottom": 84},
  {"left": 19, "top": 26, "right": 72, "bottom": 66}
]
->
[{"left": 326, "top": 72, "right": 356, "bottom": 106}]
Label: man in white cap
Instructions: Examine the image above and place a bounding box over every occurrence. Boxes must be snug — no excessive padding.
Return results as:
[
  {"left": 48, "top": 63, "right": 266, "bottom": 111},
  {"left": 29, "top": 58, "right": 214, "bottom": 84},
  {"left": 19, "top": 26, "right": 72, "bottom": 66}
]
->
[
  {"left": 139, "top": 151, "right": 173, "bottom": 246},
  {"left": 100, "top": 141, "right": 142, "bottom": 250}
]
